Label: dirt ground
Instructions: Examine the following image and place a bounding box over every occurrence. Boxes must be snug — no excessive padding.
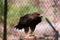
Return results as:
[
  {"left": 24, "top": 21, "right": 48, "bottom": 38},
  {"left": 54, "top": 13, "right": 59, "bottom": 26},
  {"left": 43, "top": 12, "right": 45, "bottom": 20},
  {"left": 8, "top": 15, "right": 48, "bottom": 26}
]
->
[{"left": 0, "top": 21, "right": 60, "bottom": 40}]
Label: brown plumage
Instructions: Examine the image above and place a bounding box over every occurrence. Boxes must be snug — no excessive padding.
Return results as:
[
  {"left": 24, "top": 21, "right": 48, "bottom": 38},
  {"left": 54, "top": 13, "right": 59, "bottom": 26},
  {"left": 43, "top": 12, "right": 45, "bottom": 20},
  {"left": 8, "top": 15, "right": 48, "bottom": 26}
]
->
[{"left": 15, "top": 12, "right": 42, "bottom": 34}]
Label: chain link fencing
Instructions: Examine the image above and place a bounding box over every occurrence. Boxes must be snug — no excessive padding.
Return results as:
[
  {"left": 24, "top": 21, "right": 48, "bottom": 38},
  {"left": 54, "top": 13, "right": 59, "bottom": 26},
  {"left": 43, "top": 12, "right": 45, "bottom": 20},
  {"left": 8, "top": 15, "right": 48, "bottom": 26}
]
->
[{"left": 5, "top": 0, "right": 60, "bottom": 40}]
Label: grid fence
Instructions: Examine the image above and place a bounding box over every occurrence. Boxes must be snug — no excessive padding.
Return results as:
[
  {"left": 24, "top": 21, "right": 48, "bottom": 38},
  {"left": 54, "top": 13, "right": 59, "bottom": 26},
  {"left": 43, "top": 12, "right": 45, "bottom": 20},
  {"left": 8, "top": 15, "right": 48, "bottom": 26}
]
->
[{"left": 3, "top": 0, "right": 60, "bottom": 40}]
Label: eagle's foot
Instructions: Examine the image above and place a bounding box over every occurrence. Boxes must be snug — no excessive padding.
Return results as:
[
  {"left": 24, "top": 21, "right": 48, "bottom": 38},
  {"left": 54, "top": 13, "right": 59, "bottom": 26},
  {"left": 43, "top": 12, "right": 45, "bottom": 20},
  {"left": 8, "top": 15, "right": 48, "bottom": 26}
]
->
[{"left": 30, "top": 33, "right": 35, "bottom": 36}]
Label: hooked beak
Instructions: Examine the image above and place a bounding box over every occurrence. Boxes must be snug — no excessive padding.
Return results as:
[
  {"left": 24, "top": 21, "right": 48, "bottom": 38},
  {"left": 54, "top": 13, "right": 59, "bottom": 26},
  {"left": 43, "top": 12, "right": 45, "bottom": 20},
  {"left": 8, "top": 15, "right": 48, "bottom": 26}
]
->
[
  {"left": 40, "top": 16, "right": 43, "bottom": 18},
  {"left": 38, "top": 14, "right": 43, "bottom": 18}
]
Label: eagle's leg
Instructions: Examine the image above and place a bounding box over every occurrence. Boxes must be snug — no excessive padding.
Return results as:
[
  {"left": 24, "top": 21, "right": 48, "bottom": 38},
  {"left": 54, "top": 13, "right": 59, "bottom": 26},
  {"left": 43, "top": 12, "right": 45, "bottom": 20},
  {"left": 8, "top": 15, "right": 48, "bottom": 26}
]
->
[
  {"left": 24, "top": 27, "right": 30, "bottom": 36},
  {"left": 30, "top": 25, "right": 36, "bottom": 36}
]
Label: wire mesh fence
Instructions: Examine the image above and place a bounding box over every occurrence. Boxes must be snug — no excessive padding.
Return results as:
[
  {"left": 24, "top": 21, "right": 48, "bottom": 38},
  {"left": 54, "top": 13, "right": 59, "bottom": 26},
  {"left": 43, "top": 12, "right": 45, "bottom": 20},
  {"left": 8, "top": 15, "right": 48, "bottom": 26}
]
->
[
  {"left": 0, "top": 0, "right": 60, "bottom": 40},
  {"left": 7, "top": 0, "right": 60, "bottom": 40}
]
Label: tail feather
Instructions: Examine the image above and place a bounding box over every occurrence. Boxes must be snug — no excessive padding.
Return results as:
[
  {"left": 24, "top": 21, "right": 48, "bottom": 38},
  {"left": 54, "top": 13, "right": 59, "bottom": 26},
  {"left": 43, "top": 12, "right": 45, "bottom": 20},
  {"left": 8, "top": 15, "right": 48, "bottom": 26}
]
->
[{"left": 14, "top": 25, "right": 22, "bottom": 29}]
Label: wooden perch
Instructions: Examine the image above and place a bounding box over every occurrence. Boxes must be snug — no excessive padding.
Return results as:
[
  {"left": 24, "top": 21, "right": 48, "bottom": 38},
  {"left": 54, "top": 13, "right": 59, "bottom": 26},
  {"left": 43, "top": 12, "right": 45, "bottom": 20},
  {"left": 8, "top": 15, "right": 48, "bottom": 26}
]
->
[{"left": 24, "top": 35, "right": 36, "bottom": 40}]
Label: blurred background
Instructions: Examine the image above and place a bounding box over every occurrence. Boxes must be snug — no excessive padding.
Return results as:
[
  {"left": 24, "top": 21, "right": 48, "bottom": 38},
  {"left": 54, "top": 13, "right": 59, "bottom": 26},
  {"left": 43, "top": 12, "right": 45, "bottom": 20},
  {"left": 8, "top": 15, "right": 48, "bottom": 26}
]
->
[{"left": 0, "top": 0, "right": 60, "bottom": 40}]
